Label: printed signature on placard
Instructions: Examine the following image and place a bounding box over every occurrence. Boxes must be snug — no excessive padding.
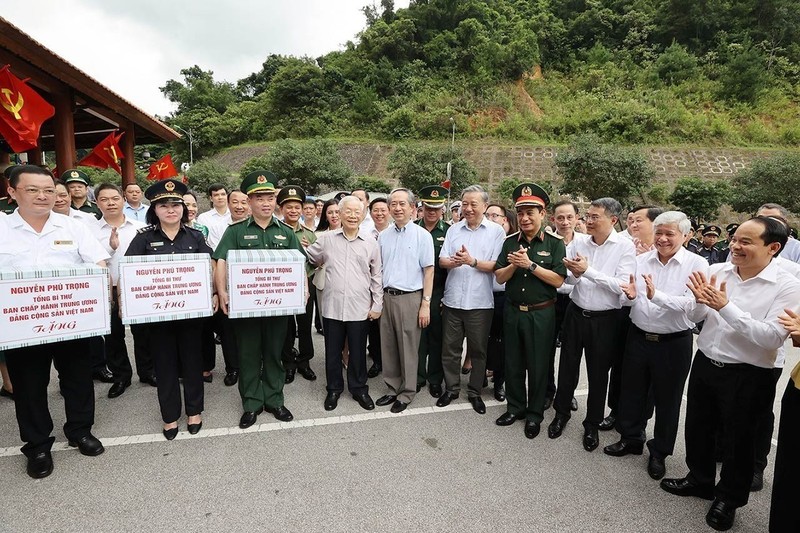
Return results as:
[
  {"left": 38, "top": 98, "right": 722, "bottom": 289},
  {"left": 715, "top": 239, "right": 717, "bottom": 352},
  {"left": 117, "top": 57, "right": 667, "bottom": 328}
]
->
[
  {"left": 32, "top": 321, "right": 78, "bottom": 333},
  {"left": 253, "top": 298, "right": 283, "bottom": 306}
]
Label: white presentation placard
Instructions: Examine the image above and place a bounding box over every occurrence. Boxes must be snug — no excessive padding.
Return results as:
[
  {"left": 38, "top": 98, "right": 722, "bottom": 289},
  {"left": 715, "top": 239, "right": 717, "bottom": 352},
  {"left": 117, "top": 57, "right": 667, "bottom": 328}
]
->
[
  {"left": 118, "top": 254, "right": 214, "bottom": 325},
  {"left": 0, "top": 265, "right": 110, "bottom": 350},
  {"left": 226, "top": 249, "right": 306, "bottom": 319}
]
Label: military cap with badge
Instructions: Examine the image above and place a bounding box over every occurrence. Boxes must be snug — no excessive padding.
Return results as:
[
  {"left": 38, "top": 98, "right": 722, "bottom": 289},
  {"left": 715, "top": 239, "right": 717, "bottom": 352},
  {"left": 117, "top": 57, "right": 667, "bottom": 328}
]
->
[
  {"left": 145, "top": 178, "right": 188, "bottom": 203},
  {"left": 513, "top": 182, "right": 550, "bottom": 209},
  {"left": 418, "top": 185, "right": 448, "bottom": 209},
  {"left": 702, "top": 225, "right": 722, "bottom": 237},
  {"left": 277, "top": 185, "right": 306, "bottom": 206},
  {"left": 241, "top": 171, "right": 277, "bottom": 195},
  {"left": 61, "top": 169, "right": 92, "bottom": 186}
]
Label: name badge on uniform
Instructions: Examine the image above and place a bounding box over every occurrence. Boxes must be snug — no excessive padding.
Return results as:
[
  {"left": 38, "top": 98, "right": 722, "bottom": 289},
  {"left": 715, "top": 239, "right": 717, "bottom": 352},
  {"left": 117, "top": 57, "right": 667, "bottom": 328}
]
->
[
  {"left": 150, "top": 241, "right": 164, "bottom": 247},
  {"left": 243, "top": 235, "right": 258, "bottom": 240},
  {"left": 537, "top": 251, "right": 551, "bottom": 256},
  {"left": 436, "top": 236, "right": 445, "bottom": 241},
  {"left": 274, "top": 235, "right": 287, "bottom": 240},
  {"left": 53, "top": 240, "right": 74, "bottom": 246}
]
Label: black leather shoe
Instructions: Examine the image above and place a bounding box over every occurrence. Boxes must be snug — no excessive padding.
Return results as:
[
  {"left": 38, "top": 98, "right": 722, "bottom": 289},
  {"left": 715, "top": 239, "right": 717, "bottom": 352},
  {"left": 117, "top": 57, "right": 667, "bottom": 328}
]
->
[
  {"left": 543, "top": 396, "right": 553, "bottom": 410},
  {"left": 265, "top": 405, "right": 293, "bottom": 422},
  {"left": 570, "top": 397, "right": 578, "bottom": 411},
  {"left": 163, "top": 426, "right": 178, "bottom": 440},
  {"left": 583, "top": 428, "right": 599, "bottom": 451},
  {"left": 284, "top": 369, "right": 296, "bottom": 384},
  {"left": 429, "top": 384, "right": 442, "bottom": 398},
  {"left": 376, "top": 394, "right": 397, "bottom": 407},
  {"left": 298, "top": 367, "right": 317, "bottom": 381},
  {"left": 367, "top": 363, "right": 382, "bottom": 378},
  {"left": 390, "top": 400, "right": 408, "bottom": 413},
  {"left": 416, "top": 382, "right": 424, "bottom": 393},
  {"left": 548, "top": 414, "right": 569, "bottom": 439},
  {"left": 223, "top": 371, "right": 239, "bottom": 386},
  {"left": 494, "top": 385, "right": 506, "bottom": 402},
  {"left": 139, "top": 374, "right": 158, "bottom": 387},
  {"left": 0, "top": 387, "right": 14, "bottom": 399},
  {"left": 353, "top": 393, "right": 375, "bottom": 411},
  {"left": 203, "top": 373, "right": 213, "bottom": 383},
  {"left": 436, "top": 392, "right": 458, "bottom": 407},
  {"left": 524, "top": 420, "right": 541, "bottom": 439},
  {"left": 598, "top": 413, "right": 616, "bottom": 431},
  {"left": 706, "top": 499, "right": 736, "bottom": 531},
  {"left": 750, "top": 470, "right": 764, "bottom": 491},
  {"left": 324, "top": 392, "right": 341, "bottom": 411},
  {"left": 68, "top": 434, "right": 105, "bottom": 456},
  {"left": 187, "top": 421, "right": 202, "bottom": 435},
  {"left": 239, "top": 407, "right": 264, "bottom": 429},
  {"left": 92, "top": 367, "right": 114, "bottom": 383},
  {"left": 26, "top": 451, "right": 53, "bottom": 479},
  {"left": 648, "top": 455, "right": 666, "bottom": 480},
  {"left": 468, "top": 396, "right": 486, "bottom": 414},
  {"left": 107, "top": 380, "right": 131, "bottom": 399},
  {"left": 660, "top": 477, "right": 715, "bottom": 500},
  {"left": 603, "top": 440, "right": 644, "bottom": 457},
  {"left": 461, "top": 366, "right": 471, "bottom": 375},
  {"left": 495, "top": 412, "right": 521, "bottom": 426}
]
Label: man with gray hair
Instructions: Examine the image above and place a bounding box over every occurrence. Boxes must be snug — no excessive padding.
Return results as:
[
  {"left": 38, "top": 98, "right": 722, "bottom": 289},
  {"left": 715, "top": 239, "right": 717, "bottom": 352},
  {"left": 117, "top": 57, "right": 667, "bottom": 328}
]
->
[
  {"left": 435, "top": 185, "right": 506, "bottom": 414},
  {"left": 548, "top": 197, "right": 636, "bottom": 452},
  {"left": 603, "top": 211, "right": 709, "bottom": 480},
  {"left": 374, "top": 189, "right": 434, "bottom": 413}
]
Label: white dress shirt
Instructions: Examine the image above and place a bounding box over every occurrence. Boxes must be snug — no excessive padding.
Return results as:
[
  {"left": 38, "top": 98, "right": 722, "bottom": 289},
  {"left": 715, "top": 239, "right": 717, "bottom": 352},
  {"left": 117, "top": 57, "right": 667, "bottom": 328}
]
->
[
  {"left": 68, "top": 208, "right": 100, "bottom": 225},
  {"left": 676, "top": 261, "right": 800, "bottom": 368},
  {"left": 781, "top": 237, "right": 800, "bottom": 263},
  {"left": 123, "top": 201, "right": 148, "bottom": 221},
  {"left": 634, "top": 247, "right": 709, "bottom": 333},
  {"left": 566, "top": 230, "right": 637, "bottom": 311},
  {"left": 440, "top": 216, "right": 505, "bottom": 310},
  {"left": 379, "top": 221, "right": 434, "bottom": 291},
  {"left": 197, "top": 208, "right": 231, "bottom": 250},
  {"left": 91, "top": 216, "right": 147, "bottom": 285},
  {"left": 0, "top": 211, "right": 109, "bottom": 268}
]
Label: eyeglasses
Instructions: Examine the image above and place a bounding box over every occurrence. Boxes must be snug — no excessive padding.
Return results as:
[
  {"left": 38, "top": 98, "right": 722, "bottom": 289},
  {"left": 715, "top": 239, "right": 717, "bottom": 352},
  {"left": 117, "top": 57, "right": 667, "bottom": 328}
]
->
[{"left": 487, "top": 212, "right": 506, "bottom": 219}]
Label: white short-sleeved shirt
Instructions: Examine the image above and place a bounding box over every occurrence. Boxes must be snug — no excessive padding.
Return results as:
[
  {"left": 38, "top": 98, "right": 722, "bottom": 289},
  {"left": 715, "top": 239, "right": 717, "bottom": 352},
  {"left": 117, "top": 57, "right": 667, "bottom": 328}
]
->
[
  {"left": 439, "top": 216, "right": 505, "bottom": 310},
  {"left": 91, "top": 217, "right": 147, "bottom": 285},
  {"left": 0, "top": 211, "right": 110, "bottom": 268},
  {"left": 197, "top": 208, "right": 231, "bottom": 250},
  {"left": 379, "top": 221, "right": 434, "bottom": 291}
]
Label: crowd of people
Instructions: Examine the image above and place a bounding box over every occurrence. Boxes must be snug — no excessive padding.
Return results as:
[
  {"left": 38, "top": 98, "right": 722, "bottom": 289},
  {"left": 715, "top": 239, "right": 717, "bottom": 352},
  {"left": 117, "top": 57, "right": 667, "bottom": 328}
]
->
[{"left": 0, "top": 163, "right": 798, "bottom": 532}]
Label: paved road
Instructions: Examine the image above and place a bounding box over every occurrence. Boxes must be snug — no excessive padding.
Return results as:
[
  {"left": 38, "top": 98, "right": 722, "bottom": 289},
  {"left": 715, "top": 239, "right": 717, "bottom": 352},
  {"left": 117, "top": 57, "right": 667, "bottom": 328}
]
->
[{"left": 0, "top": 331, "right": 793, "bottom": 532}]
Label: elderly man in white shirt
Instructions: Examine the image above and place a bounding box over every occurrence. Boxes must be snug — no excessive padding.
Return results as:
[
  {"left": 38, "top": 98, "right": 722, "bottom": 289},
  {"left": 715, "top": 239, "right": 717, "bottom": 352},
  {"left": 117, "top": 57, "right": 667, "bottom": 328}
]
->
[
  {"left": 659, "top": 216, "right": 800, "bottom": 532},
  {"left": 602, "top": 211, "right": 708, "bottom": 481},
  {"left": 548, "top": 197, "right": 636, "bottom": 452},
  {"left": 435, "top": 185, "right": 505, "bottom": 414},
  {"left": 91, "top": 183, "right": 147, "bottom": 399}
]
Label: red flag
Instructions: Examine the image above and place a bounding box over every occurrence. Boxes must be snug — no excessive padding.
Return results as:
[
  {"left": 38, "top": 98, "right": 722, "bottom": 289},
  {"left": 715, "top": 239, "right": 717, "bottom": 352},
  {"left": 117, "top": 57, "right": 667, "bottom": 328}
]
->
[
  {"left": 147, "top": 154, "right": 179, "bottom": 181},
  {"left": 0, "top": 65, "right": 56, "bottom": 153},
  {"left": 181, "top": 174, "right": 189, "bottom": 185},
  {"left": 78, "top": 131, "right": 124, "bottom": 174},
  {"left": 441, "top": 180, "right": 451, "bottom": 190}
]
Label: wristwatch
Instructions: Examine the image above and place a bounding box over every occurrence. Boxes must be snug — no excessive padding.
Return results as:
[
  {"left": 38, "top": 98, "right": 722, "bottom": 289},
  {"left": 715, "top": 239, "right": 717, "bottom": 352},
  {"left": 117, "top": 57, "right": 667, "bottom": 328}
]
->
[
  {"left": 422, "top": 295, "right": 432, "bottom": 302},
  {"left": 528, "top": 262, "right": 538, "bottom": 273}
]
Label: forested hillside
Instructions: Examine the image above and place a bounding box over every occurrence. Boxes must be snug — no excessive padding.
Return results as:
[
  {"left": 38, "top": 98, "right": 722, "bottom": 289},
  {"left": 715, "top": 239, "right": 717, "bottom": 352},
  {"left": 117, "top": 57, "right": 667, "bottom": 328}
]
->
[{"left": 159, "top": 0, "right": 800, "bottom": 159}]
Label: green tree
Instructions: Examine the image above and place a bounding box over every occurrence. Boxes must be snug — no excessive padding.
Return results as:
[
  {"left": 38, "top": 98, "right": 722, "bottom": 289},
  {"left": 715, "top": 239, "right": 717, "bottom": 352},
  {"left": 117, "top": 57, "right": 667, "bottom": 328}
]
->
[
  {"left": 653, "top": 42, "right": 699, "bottom": 84},
  {"left": 186, "top": 159, "right": 236, "bottom": 194},
  {"left": 668, "top": 176, "right": 730, "bottom": 220},
  {"left": 350, "top": 176, "right": 393, "bottom": 194},
  {"left": 387, "top": 144, "right": 477, "bottom": 195},
  {"left": 717, "top": 42, "right": 768, "bottom": 104},
  {"left": 239, "top": 139, "right": 351, "bottom": 195},
  {"left": 160, "top": 66, "right": 237, "bottom": 114},
  {"left": 555, "top": 134, "right": 654, "bottom": 205},
  {"left": 729, "top": 153, "right": 800, "bottom": 214}
]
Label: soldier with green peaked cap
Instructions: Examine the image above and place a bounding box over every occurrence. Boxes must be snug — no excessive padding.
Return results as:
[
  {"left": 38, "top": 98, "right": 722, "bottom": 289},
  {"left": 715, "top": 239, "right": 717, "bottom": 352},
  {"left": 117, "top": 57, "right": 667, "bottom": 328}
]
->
[
  {"left": 214, "top": 170, "right": 307, "bottom": 429},
  {"left": 494, "top": 182, "right": 567, "bottom": 439},
  {"left": 61, "top": 169, "right": 102, "bottom": 219},
  {"left": 415, "top": 184, "right": 450, "bottom": 397}
]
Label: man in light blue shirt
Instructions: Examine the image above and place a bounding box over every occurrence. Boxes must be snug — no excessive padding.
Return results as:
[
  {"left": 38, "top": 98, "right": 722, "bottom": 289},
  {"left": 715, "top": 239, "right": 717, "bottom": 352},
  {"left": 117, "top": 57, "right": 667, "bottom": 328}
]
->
[
  {"left": 122, "top": 183, "right": 148, "bottom": 221},
  {"left": 435, "top": 185, "right": 506, "bottom": 414},
  {"left": 374, "top": 188, "right": 434, "bottom": 413}
]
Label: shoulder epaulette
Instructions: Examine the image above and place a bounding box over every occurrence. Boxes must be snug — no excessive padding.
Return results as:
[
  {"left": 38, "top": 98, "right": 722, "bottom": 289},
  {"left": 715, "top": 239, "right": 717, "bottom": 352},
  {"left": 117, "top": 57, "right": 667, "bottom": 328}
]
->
[
  {"left": 545, "top": 227, "right": 564, "bottom": 239},
  {"left": 505, "top": 231, "right": 521, "bottom": 240},
  {"left": 278, "top": 219, "right": 293, "bottom": 229},
  {"left": 230, "top": 218, "right": 247, "bottom": 226},
  {"left": 137, "top": 224, "right": 156, "bottom": 234},
  {"left": 300, "top": 223, "right": 315, "bottom": 232}
]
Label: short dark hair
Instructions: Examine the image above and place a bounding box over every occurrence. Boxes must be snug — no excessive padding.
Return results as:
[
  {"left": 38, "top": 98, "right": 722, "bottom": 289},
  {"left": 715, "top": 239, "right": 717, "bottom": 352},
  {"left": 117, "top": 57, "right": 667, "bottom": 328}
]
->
[
  {"left": 95, "top": 183, "right": 123, "bottom": 196},
  {"left": 146, "top": 200, "right": 189, "bottom": 226},
  {"left": 207, "top": 183, "right": 228, "bottom": 196},
  {"left": 303, "top": 199, "right": 316, "bottom": 207},
  {"left": 369, "top": 197, "right": 388, "bottom": 211},
  {"left": 630, "top": 205, "right": 664, "bottom": 222},
  {"left": 748, "top": 216, "right": 789, "bottom": 256},
  {"left": 124, "top": 182, "right": 142, "bottom": 191},
  {"left": 9, "top": 165, "right": 54, "bottom": 188},
  {"left": 551, "top": 200, "right": 578, "bottom": 214},
  {"left": 351, "top": 188, "right": 369, "bottom": 201}
]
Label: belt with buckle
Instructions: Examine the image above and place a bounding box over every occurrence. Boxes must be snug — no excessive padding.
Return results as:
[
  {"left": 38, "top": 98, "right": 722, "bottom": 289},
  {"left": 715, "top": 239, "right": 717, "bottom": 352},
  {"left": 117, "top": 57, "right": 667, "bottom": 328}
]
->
[
  {"left": 632, "top": 325, "right": 692, "bottom": 342},
  {"left": 511, "top": 299, "right": 556, "bottom": 312},
  {"left": 573, "top": 305, "right": 619, "bottom": 318},
  {"left": 698, "top": 350, "right": 728, "bottom": 368},
  {"left": 384, "top": 288, "right": 421, "bottom": 296}
]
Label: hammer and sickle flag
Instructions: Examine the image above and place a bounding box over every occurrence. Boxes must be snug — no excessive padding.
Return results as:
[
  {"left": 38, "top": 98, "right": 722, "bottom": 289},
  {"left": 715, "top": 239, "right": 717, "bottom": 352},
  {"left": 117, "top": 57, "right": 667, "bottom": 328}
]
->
[
  {"left": 146, "top": 154, "right": 179, "bottom": 181},
  {"left": 0, "top": 65, "right": 55, "bottom": 153},
  {"left": 77, "top": 131, "right": 125, "bottom": 174}
]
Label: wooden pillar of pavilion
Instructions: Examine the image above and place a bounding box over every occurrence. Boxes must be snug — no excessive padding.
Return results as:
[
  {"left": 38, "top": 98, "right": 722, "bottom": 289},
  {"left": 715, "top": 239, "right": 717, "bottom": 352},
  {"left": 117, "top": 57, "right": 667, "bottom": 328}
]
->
[
  {"left": 121, "top": 120, "right": 136, "bottom": 187},
  {"left": 52, "top": 91, "right": 75, "bottom": 172}
]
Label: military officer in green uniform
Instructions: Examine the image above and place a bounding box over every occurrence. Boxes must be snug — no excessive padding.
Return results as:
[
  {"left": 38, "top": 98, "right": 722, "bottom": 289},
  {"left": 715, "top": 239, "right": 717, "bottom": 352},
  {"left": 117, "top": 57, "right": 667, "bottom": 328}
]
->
[
  {"left": 214, "top": 171, "right": 306, "bottom": 429},
  {"left": 494, "top": 183, "right": 567, "bottom": 439},
  {"left": 61, "top": 169, "right": 102, "bottom": 219},
  {"left": 415, "top": 185, "right": 450, "bottom": 398},
  {"left": 0, "top": 165, "right": 19, "bottom": 214},
  {"left": 276, "top": 184, "right": 318, "bottom": 384}
]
